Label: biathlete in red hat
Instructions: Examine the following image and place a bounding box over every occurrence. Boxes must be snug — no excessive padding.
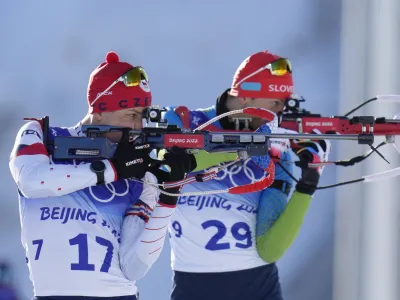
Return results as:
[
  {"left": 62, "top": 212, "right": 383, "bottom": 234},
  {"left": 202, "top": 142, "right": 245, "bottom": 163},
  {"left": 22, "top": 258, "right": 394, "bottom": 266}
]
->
[
  {"left": 162, "top": 50, "right": 332, "bottom": 300},
  {"left": 8, "top": 52, "right": 196, "bottom": 300}
]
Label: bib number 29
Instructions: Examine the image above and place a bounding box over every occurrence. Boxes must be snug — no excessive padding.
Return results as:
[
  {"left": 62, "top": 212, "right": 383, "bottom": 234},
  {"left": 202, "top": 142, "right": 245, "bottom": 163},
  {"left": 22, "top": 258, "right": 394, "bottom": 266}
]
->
[{"left": 172, "top": 220, "right": 252, "bottom": 251}]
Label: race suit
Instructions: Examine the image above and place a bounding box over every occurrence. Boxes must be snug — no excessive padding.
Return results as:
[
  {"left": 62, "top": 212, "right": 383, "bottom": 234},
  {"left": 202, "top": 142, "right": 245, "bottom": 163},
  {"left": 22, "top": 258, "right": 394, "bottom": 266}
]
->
[
  {"left": 9, "top": 121, "right": 173, "bottom": 298},
  {"left": 161, "top": 89, "right": 311, "bottom": 300}
]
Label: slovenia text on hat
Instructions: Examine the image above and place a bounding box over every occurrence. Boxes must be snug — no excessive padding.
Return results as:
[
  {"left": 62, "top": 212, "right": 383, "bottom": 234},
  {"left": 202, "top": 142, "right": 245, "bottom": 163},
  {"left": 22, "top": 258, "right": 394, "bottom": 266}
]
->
[{"left": 229, "top": 50, "right": 294, "bottom": 100}]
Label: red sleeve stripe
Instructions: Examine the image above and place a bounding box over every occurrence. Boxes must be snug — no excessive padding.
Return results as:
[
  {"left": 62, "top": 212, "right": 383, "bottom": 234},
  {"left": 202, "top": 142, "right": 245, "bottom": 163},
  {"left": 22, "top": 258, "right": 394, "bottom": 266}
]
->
[
  {"left": 16, "top": 143, "right": 48, "bottom": 157},
  {"left": 157, "top": 202, "right": 177, "bottom": 209},
  {"left": 149, "top": 247, "right": 162, "bottom": 255},
  {"left": 145, "top": 224, "right": 168, "bottom": 231},
  {"left": 140, "top": 235, "right": 165, "bottom": 243},
  {"left": 152, "top": 213, "right": 173, "bottom": 219},
  {"left": 125, "top": 212, "right": 150, "bottom": 223}
]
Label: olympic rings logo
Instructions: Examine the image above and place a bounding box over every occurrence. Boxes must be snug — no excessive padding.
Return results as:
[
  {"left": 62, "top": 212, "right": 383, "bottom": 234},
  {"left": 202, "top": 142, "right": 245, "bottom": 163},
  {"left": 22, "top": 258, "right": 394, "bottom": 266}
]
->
[
  {"left": 89, "top": 179, "right": 130, "bottom": 203},
  {"left": 213, "top": 159, "right": 264, "bottom": 187}
]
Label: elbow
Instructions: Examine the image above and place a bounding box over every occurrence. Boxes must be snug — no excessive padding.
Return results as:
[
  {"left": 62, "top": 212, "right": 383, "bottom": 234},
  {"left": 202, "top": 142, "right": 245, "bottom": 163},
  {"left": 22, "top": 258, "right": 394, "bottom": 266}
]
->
[
  {"left": 120, "top": 252, "right": 151, "bottom": 281},
  {"left": 17, "top": 175, "right": 64, "bottom": 199},
  {"left": 256, "top": 237, "right": 286, "bottom": 264},
  {"left": 17, "top": 179, "right": 45, "bottom": 199},
  {"left": 17, "top": 172, "right": 58, "bottom": 199},
  {"left": 16, "top": 169, "right": 71, "bottom": 198},
  {"left": 258, "top": 249, "right": 284, "bottom": 263},
  {"left": 124, "top": 269, "right": 149, "bottom": 282},
  {"left": 11, "top": 162, "right": 54, "bottom": 199}
]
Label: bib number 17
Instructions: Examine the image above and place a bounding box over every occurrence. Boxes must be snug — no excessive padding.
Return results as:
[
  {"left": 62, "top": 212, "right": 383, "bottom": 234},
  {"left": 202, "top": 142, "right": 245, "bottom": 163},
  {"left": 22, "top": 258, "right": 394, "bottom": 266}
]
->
[{"left": 30, "top": 233, "right": 113, "bottom": 273}]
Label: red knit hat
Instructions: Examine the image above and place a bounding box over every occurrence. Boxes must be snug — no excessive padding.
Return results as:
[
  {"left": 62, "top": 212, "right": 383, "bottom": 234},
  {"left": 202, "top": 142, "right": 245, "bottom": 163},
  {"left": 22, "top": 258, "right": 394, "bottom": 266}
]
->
[
  {"left": 87, "top": 51, "right": 152, "bottom": 113},
  {"left": 229, "top": 50, "right": 294, "bottom": 100}
]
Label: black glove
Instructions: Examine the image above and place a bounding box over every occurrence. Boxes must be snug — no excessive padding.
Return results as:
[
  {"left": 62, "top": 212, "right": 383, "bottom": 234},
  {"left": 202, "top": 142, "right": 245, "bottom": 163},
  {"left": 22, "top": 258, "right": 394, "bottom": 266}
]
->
[
  {"left": 109, "top": 129, "right": 153, "bottom": 180},
  {"left": 291, "top": 129, "right": 331, "bottom": 196},
  {"left": 293, "top": 142, "right": 322, "bottom": 195},
  {"left": 295, "top": 165, "right": 320, "bottom": 195},
  {"left": 150, "top": 147, "right": 197, "bottom": 205}
]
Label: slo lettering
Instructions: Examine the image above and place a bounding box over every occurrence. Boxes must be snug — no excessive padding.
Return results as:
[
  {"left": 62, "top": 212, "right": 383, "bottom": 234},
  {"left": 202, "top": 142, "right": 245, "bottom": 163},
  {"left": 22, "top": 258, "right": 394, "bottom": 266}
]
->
[{"left": 268, "top": 84, "right": 294, "bottom": 93}]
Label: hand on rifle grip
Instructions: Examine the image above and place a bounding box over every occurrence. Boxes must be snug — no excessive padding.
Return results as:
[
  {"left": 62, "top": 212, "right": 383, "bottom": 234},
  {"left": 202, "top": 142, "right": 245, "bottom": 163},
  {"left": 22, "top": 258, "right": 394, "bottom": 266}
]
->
[
  {"left": 148, "top": 147, "right": 197, "bottom": 205},
  {"left": 292, "top": 129, "right": 331, "bottom": 195},
  {"left": 109, "top": 132, "right": 153, "bottom": 180},
  {"left": 291, "top": 129, "right": 331, "bottom": 171}
]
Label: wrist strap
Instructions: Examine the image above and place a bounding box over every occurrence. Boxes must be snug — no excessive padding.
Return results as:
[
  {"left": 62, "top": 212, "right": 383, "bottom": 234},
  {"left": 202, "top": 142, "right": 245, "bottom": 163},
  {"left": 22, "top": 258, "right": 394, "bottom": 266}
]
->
[{"left": 159, "top": 187, "right": 180, "bottom": 205}]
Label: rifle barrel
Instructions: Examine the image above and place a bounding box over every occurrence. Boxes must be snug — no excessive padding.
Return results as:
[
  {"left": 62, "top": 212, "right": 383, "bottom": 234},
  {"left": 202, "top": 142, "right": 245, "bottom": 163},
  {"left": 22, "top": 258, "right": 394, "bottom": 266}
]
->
[{"left": 217, "top": 132, "right": 361, "bottom": 141}]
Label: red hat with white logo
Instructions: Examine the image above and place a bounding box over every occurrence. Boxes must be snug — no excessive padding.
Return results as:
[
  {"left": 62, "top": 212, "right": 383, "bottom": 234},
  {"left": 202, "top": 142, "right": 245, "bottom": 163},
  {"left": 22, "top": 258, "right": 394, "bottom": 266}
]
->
[
  {"left": 87, "top": 51, "right": 152, "bottom": 113},
  {"left": 229, "top": 50, "right": 294, "bottom": 100}
]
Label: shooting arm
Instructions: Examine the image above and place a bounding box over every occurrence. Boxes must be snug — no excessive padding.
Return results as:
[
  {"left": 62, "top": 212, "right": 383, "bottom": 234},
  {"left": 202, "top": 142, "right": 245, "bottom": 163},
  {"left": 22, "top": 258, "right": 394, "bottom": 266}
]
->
[
  {"left": 9, "top": 121, "right": 117, "bottom": 198},
  {"left": 256, "top": 140, "right": 312, "bottom": 263},
  {"left": 256, "top": 190, "right": 312, "bottom": 263},
  {"left": 119, "top": 172, "right": 174, "bottom": 281},
  {"left": 256, "top": 128, "right": 331, "bottom": 262},
  {"left": 119, "top": 201, "right": 175, "bottom": 281}
]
